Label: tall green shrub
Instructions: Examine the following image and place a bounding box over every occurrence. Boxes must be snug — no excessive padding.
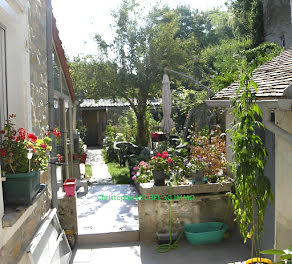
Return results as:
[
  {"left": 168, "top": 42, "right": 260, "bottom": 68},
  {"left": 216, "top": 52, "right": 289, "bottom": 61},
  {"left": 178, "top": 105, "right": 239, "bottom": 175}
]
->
[{"left": 229, "top": 61, "right": 273, "bottom": 258}]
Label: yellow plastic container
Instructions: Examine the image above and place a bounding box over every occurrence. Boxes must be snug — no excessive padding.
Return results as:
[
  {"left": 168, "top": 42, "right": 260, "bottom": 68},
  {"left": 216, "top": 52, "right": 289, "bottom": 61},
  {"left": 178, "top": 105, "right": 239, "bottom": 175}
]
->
[{"left": 246, "top": 258, "right": 273, "bottom": 264}]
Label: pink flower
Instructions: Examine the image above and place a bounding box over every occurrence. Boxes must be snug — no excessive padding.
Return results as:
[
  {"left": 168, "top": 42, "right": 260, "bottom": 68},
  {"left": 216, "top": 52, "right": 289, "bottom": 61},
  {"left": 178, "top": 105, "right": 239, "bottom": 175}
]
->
[
  {"left": 168, "top": 158, "right": 173, "bottom": 163},
  {"left": 133, "top": 166, "right": 138, "bottom": 171},
  {"left": 139, "top": 161, "right": 145, "bottom": 166},
  {"left": 132, "top": 176, "right": 136, "bottom": 181},
  {"left": 131, "top": 171, "right": 136, "bottom": 176}
]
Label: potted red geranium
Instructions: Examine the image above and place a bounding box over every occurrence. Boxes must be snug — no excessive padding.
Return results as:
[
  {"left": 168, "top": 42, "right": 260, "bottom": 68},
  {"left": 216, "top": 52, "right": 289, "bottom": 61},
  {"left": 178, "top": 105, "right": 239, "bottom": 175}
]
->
[
  {"left": 149, "top": 151, "right": 172, "bottom": 186},
  {"left": 0, "top": 115, "right": 60, "bottom": 205}
]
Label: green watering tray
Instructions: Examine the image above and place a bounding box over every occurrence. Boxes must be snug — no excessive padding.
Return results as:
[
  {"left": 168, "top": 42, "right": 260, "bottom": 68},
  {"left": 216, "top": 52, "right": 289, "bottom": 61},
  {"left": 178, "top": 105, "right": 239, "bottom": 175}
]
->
[{"left": 184, "top": 222, "right": 228, "bottom": 245}]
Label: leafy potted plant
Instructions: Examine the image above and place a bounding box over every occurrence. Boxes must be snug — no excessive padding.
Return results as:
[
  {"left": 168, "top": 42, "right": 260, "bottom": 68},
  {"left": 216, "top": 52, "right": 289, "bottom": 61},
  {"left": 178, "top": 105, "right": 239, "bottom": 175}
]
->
[
  {"left": 229, "top": 66, "right": 273, "bottom": 263},
  {"left": 0, "top": 115, "right": 59, "bottom": 205},
  {"left": 149, "top": 151, "right": 172, "bottom": 186}
]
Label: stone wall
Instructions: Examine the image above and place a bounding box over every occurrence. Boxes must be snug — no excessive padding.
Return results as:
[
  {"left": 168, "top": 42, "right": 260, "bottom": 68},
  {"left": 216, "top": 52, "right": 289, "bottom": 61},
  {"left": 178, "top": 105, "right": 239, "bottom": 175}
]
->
[
  {"left": 138, "top": 183, "right": 234, "bottom": 241},
  {"left": 0, "top": 189, "right": 51, "bottom": 264},
  {"left": 264, "top": 0, "right": 292, "bottom": 48},
  {"left": 28, "top": 0, "right": 49, "bottom": 136},
  {"left": 57, "top": 193, "right": 78, "bottom": 235}
]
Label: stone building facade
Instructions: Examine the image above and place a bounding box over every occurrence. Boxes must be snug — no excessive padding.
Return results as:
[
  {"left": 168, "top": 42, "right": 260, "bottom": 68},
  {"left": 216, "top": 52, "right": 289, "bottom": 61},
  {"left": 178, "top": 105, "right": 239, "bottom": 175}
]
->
[
  {"left": 264, "top": 0, "right": 292, "bottom": 48},
  {"left": 0, "top": 0, "right": 75, "bottom": 263}
]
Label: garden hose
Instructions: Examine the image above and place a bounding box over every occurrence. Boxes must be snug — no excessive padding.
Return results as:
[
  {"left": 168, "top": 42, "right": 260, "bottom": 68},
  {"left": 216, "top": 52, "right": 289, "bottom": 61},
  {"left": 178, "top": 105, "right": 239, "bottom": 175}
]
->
[{"left": 156, "top": 184, "right": 183, "bottom": 253}]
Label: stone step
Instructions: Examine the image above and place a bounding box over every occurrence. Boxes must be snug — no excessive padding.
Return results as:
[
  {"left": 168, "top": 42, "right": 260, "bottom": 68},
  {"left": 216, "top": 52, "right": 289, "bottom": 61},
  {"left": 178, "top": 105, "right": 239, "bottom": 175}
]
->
[{"left": 77, "top": 230, "right": 139, "bottom": 246}]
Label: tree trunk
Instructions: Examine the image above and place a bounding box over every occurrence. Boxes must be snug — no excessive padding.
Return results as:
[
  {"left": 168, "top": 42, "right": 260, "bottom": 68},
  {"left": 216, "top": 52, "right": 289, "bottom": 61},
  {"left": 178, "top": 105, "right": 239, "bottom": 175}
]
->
[
  {"left": 135, "top": 90, "right": 149, "bottom": 146},
  {"left": 136, "top": 107, "right": 148, "bottom": 146}
]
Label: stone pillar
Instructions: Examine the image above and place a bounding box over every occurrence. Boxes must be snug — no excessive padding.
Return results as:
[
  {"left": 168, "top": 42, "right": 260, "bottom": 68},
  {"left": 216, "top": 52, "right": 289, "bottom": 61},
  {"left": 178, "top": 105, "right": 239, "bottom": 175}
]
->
[{"left": 57, "top": 193, "right": 78, "bottom": 248}]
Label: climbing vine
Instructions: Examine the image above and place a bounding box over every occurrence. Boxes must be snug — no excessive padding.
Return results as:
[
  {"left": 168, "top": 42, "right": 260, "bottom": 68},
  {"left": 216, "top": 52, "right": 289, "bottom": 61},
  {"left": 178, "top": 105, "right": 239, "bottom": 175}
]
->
[{"left": 229, "top": 61, "right": 273, "bottom": 259}]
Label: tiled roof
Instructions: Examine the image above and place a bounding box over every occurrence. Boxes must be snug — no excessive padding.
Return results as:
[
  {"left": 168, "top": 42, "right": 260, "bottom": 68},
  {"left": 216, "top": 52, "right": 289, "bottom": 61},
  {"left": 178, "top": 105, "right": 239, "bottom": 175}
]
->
[
  {"left": 211, "top": 48, "right": 292, "bottom": 100},
  {"left": 80, "top": 99, "right": 161, "bottom": 108}
]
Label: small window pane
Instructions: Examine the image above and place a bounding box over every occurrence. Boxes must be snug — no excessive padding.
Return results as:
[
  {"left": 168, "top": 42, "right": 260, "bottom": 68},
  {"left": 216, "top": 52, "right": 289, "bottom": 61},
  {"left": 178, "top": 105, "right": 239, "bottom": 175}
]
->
[{"left": 53, "top": 50, "right": 60, "bottom": 92}]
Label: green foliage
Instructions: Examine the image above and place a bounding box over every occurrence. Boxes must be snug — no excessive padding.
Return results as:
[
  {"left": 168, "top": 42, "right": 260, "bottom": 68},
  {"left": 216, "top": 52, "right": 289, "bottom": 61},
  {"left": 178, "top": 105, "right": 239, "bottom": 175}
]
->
[
  {"left": 85, "top": 164, "right": 93, "bottom": 178},
  {"left": 261, "top": 245, "right": 292, "bottom": 264},
  {"left": 70, "top": 0, "right": 281, "bottom": 142},
  {"left": 76, "top": 120, "right": 87, "bottom": 141},
  {"left": 228, "top": 0, "right": 264, "bottom": 47},
  {"left": 115, "top": 109, "right": 137, "bottom": 143},
  {"left": 107, "top": 162, "right": 131, "bottom": 184},
  {"left": 103, "top": 124, "right": 119, "bottom": 163},
  {"left": 69, "top": 56, "right": 118, "bottom": 101},
  {"left": 205, "top": 41, "right": 282, "bottom": 92},
  {"left": 229, "top": 61, "right": 273, "bottom": 258}
]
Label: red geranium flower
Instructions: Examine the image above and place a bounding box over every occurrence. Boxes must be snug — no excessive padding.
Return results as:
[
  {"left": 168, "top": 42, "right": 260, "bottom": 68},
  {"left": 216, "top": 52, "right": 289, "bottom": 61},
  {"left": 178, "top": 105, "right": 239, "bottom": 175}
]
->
[
  {"left": 162, "top": 151, "right": 168, "bottom": 158},
  {"left": 57, "top": 154, "right": 63, "bottom": 163},
  {"left": 0, "top": 130, "right": 5, "bottom": 134},
  {"left": 28, "top": 133, "right": 38, "bottom": 143},
  {"left": 40, "top": 143, "right": 47, "bottom": 150},
  {"left": 155, "top": 152, "right": 162, "bottom": 158},
  {"left": 0, "top": 148, "right": 6, "bottom": 157},
  {"left": 18, "top": 127, "right": 26, "bottom": 141},
  {"left": 27, "top": 145, "right": 36, "bottom": 153},
  {"left": 53, "top": 128, "right": 61, "bottom": 138},
  {"left": 168, "top": 158, "right": 173, "bottom": 163}
]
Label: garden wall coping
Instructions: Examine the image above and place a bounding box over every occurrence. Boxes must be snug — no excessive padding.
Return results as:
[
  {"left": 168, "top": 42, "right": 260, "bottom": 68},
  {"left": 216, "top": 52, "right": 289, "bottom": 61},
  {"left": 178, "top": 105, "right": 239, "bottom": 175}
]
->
[{"left": 138, "top": 181, "right": 233, "bottom": 196}]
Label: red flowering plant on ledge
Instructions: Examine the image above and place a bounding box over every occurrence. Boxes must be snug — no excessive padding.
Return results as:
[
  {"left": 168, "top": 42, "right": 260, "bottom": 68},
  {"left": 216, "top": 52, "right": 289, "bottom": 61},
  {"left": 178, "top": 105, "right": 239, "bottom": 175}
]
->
[
  {"left": 149, "top": 151, "right": 173, "bottom": 174},
  {"left": 0, "top": 115, "right": 61, "bottom": 174}
]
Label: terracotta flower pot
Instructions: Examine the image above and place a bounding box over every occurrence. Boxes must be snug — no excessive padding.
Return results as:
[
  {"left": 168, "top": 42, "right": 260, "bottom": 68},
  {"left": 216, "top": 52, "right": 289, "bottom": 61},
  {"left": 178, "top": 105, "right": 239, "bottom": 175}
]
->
[{"left": 81, "top": 153, "right": 87, "bottom": 164}]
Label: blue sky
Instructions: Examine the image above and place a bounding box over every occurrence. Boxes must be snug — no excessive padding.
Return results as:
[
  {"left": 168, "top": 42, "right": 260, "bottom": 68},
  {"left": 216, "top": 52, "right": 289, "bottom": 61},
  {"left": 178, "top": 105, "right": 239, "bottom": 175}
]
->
[{"left": 52, "top": 0, "right": 226, "bottom": 59}]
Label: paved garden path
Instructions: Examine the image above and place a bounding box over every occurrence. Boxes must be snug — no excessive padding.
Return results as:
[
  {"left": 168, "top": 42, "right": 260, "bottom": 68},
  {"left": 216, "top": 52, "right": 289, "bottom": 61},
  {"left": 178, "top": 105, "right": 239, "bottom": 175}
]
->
[
  {"left": 76, "top": 147, "right": 139, "bottom": 243},
  {"left": 86, "top": 147, "right": 112, "bottom": 185}
]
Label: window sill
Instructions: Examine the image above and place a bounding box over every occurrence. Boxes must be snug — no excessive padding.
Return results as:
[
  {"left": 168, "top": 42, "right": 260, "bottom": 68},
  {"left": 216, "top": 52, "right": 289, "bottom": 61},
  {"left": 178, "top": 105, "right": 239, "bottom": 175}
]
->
[{"left": 2, "top": 184, "right": 47, "bottom": 228}]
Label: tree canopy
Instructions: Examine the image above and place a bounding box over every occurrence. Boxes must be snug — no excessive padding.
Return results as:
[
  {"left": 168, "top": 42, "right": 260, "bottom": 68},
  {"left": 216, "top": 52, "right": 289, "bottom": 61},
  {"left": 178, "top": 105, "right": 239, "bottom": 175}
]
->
[{"left": 70, "top": 0, "right": 282, "bottom": 146}]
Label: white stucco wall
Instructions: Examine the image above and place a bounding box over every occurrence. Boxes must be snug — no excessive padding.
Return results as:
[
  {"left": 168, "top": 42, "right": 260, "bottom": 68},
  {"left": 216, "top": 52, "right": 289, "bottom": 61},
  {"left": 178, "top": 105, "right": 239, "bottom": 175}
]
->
[
  {"left": 0, "top": 0, "right": 30, "bottom": 251},
  {"left": 274, "top": 110, "right": 292, "bottom": 250},
  {"left": 0, "top": 0, "right": 31, "bottom": 131}
]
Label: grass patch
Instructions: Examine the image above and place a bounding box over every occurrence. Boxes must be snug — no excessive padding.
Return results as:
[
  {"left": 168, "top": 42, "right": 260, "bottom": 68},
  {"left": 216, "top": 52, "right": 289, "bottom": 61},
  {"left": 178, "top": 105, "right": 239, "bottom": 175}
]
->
[
  {"left": 107, "top": 162, "right": 131, "bottom": 184},
  {"left": 85, "top": 164, "right": 93, "bottom": 179}
]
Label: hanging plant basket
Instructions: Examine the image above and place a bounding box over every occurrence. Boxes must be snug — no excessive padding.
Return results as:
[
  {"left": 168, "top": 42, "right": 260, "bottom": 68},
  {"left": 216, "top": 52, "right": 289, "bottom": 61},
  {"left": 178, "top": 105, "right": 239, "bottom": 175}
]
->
[{"left": 3, "top": 170, "right": 41, "bottom": 206}]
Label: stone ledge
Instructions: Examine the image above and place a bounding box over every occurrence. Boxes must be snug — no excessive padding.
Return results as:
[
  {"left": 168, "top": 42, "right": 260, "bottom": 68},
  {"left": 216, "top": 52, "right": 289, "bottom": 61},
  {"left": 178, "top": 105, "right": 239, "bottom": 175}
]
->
[
  {"left": 138, "top": 181, "right": 233, "bottom": 196},
  {"left": 2, "top": 184, "right": 47, "bottom": 228}
]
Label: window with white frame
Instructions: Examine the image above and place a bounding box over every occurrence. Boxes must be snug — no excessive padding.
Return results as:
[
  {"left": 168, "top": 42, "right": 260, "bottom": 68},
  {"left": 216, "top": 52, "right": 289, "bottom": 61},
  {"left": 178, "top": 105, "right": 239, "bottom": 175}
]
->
[{"left": 0, "top": 26, "right": 7, "bottom": 128}]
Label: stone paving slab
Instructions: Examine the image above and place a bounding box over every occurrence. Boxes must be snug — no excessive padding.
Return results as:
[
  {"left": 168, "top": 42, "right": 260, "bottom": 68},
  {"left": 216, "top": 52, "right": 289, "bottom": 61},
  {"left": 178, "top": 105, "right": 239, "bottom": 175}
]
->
[
  {"left": 86, "top": 148, "right": 112, "bottom": 185},
  {"left": 77, "top": 184, "right": 139, "bottom": 235},
  {"left": 71, "top": 235, "right": 250, "bottom": 264}
]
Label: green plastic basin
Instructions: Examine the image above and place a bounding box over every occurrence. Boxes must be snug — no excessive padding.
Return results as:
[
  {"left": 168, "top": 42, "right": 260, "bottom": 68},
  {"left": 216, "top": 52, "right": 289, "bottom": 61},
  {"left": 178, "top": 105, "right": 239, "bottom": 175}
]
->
[{"left": 184, "top": 222, "right": 228, "bottom": 245}]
